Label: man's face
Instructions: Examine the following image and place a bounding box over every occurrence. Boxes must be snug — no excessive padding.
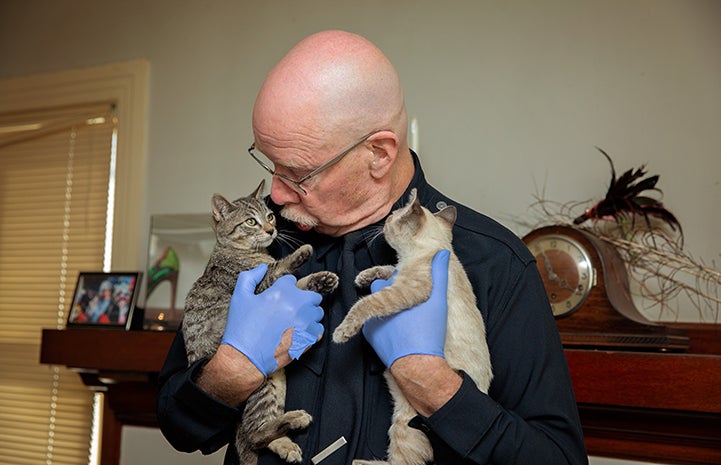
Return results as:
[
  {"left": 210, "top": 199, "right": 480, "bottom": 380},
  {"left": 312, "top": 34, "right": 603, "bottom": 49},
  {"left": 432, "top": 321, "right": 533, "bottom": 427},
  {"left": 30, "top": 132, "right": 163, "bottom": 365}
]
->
[{"left": 263, "top": 135, "right": 374, "bottom": 237}]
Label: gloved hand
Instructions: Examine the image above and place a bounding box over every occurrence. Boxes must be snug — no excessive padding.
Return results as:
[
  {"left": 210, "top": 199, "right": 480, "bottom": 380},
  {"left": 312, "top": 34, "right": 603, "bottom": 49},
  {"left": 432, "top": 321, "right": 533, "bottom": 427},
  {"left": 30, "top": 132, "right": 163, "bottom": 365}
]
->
[
  {"left": 362, "top": 249, "right": 450, "bottom": 368},
  {"left": 221, "top": 264, "right": 325, "bottom": 376}
]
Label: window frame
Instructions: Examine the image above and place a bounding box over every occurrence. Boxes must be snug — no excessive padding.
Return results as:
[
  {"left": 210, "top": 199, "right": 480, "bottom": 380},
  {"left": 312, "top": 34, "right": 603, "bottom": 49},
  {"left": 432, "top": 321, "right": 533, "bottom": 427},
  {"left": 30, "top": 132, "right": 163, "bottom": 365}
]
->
[{"left": 0, "top": 60, "right": 149, "bottom": 270}]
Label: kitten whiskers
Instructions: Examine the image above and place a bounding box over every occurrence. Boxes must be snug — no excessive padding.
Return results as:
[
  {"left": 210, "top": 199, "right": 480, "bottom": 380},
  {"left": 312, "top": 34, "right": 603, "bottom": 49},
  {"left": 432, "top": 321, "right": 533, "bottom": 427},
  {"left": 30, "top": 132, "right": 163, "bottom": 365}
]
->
[
  {"left": 276, "top": 231, "right": 305, "bottom": 249},
  {"left": 362, "top": 225, "right": 386, "bottom": 247}
]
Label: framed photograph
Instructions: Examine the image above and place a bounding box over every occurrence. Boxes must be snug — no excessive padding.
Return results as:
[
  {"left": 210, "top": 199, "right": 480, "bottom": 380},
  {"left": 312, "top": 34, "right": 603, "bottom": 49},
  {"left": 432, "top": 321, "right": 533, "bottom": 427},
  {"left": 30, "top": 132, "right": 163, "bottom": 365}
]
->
[{"left": 67, "top": 272, "right": 142, "bottom": 329}]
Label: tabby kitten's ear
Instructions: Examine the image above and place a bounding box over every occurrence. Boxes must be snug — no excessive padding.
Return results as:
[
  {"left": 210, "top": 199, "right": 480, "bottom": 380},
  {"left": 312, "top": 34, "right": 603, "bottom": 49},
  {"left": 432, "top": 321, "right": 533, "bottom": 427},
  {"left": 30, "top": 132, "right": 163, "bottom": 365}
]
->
[
  {"left": 211, "top": 194, "right": 236, "bottom": 222},
  {"left": 435, "top": 205, "right": 457, "bottom": 227},
  {"left": 250, "top": 179, "right": 266, "bottom": 199}
]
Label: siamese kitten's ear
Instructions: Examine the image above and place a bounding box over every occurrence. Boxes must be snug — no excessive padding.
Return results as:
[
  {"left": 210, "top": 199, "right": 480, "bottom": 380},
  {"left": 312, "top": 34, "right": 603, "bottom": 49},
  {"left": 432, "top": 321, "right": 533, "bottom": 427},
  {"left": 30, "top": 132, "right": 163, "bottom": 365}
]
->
[
  {"left": 436, "top": 205, "right": 457, "bottom": 226},
  {"left": 407, "top": 188, "right": 418, "bottom": 205},
  {"left": 407, "top": 188, "right": 423, "bottom": 215},
  {"left": 411, "top": 198, "right": 423, "bottom": 216},
  {"left": 211, "top": 194, "right": 235, "bottom": 222},
  {"left": 250, "top": 179, "right": 266, "bottom": 199}
]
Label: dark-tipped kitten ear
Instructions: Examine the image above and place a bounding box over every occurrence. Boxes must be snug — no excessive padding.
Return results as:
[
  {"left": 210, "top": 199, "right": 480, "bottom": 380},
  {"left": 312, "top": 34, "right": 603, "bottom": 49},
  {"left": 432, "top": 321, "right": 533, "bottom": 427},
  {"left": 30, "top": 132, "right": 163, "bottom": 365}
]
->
[
  {"left": 435, "top": 205, "right": 457, "bottom": 226},
  {"left": 211, "top": 194, "right": 235, "bottom": 222},
  {"left": 406, "top": 188, "right": 424, "bottom": 215},
  {"left": 411, "top": 197, "right": 423, "bottom": 216},
  {"left": 250, "top": 179, "right": 266, "bottom": 199},
  {"left": 407, "top": 188, "right": 418, "bottom": 205}
]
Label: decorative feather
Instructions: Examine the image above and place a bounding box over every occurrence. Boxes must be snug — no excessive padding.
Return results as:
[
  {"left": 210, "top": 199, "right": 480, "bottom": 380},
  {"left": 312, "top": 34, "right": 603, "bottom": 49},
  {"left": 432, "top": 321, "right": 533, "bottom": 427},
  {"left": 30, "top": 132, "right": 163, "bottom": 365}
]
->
[{"left": 573, "top": 147, "right": 683, "bottom": 243}]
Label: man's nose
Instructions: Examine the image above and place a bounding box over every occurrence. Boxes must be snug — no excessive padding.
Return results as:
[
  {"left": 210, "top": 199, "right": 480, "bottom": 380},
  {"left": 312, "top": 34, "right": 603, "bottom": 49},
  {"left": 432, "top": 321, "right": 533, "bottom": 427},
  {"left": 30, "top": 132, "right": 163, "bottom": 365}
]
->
[{"left": 269, "top": 177, "right": 301, "bottom": 205}]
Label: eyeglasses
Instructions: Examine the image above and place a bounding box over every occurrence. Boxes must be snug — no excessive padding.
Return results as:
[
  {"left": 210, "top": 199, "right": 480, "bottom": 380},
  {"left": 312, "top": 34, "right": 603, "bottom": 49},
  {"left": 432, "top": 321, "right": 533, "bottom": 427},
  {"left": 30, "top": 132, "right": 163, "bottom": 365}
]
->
[{"left": 247, "top": 130, "right": 380, "bottom": 195}]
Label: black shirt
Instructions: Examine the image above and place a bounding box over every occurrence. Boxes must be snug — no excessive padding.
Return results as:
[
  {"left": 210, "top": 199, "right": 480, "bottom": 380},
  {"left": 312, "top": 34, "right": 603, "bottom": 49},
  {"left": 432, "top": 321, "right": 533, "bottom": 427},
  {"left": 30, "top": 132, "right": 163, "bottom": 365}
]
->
[{"left": 156, "top": 152, "right": 588, "bottom": 465}]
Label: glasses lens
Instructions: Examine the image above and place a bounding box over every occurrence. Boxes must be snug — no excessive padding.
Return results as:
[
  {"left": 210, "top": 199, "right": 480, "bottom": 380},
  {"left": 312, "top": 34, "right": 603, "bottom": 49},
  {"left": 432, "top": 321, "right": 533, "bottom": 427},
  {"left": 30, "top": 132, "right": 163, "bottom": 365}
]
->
[
  {"left": 276, "top": 176, "right": 307, "bottom": 195},
  {"left": 249, "top": 146, "right": 307, "bottom": 195},
  {"left": 248, "top": 146, "right": 276, "bottom": 174}
]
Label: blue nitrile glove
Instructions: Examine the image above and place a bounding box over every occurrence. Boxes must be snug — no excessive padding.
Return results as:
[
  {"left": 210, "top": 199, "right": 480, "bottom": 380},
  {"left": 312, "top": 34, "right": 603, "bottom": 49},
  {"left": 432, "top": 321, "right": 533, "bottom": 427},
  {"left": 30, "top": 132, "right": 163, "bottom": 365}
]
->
[
  {"left": 221, "top": 264, "right": 325, "bottom": 376},
  {"left": 362, "top": 249, "right": 450, "bottom": 368}
]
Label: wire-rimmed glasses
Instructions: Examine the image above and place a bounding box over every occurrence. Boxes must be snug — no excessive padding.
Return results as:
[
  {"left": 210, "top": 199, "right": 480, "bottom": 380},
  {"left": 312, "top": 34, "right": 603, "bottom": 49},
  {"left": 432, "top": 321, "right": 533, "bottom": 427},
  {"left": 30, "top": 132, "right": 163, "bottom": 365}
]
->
[{"left": 247, "top": 130, "right": 381, "bottom": 195}]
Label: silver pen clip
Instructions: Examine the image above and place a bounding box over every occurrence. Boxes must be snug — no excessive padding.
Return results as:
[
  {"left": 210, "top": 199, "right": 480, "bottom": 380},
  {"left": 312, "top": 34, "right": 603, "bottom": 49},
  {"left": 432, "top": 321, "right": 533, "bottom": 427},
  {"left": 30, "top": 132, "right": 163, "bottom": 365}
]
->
[{"left": 311, "top": 436, "right": 347, "bottom": 464}]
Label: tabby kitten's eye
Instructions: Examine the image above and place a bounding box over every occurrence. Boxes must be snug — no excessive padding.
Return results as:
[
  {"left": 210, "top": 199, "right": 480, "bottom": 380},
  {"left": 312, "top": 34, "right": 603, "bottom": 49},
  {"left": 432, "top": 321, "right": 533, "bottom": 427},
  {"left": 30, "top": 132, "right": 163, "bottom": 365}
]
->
[
  {"left": 245, "top": 218, "right": 257, "bottom": 226},
  {"left": 267, "top": 213, "right": 275, "bottom": 222}
]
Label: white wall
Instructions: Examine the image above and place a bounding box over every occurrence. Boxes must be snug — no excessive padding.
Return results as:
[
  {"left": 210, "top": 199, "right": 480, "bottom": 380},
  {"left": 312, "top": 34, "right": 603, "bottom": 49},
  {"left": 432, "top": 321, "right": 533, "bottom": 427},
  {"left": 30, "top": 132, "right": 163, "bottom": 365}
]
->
[
  {"left": 2, "top": 1, "right": 719, "bottom": 464},
  {"left": 1, "top": 1, "right": 719, "bottom": 287}
]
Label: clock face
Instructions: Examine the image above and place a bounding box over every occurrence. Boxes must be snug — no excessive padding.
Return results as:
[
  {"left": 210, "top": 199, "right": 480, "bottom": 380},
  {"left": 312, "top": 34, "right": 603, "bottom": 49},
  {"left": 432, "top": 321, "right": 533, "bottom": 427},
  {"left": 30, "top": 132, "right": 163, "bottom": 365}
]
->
[{"left": 526, "top": 234, "right": 595, "bottom": 317}]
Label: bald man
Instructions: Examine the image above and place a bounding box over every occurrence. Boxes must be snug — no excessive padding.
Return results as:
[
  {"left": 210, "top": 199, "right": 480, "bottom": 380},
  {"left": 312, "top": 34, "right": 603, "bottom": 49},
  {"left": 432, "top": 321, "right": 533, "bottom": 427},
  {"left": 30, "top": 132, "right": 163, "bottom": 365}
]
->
[{"left": 157, "top": 31, "right": 587, "bottom": 465}]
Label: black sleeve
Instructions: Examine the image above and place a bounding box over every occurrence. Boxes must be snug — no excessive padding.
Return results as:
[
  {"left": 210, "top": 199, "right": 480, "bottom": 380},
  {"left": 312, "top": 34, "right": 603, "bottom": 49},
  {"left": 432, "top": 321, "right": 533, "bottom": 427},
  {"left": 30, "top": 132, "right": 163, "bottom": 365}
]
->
[{"left": 156, "top": 329, "right": 241, "bottom": 455}]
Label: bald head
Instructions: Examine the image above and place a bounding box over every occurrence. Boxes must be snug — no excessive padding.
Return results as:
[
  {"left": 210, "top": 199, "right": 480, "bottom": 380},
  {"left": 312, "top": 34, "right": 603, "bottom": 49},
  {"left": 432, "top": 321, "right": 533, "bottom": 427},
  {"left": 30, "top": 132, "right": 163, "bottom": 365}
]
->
[
  {"left": 251, "top": 31, "right": 415, "bottom": 236},
  {"left": 253, "top": 30, "right": 407, "bottom": 144}
]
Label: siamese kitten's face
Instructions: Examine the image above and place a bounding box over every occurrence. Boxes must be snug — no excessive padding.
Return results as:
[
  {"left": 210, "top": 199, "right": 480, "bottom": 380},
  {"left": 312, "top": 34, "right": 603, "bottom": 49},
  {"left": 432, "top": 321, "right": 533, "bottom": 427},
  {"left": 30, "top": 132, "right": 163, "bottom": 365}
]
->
[
  {"left": 211, "top": 180, "right": 277, "bottom": 250},
  {"left": 383, "top": 189, "right": 456, "bottom": 252}
]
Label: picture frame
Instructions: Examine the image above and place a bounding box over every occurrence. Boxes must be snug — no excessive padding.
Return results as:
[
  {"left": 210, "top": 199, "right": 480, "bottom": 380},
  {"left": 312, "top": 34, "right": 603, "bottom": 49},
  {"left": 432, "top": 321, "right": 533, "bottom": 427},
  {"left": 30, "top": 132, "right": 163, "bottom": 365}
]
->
[{"left": 67, "top": 271, "right": 142, "bottom": 330}]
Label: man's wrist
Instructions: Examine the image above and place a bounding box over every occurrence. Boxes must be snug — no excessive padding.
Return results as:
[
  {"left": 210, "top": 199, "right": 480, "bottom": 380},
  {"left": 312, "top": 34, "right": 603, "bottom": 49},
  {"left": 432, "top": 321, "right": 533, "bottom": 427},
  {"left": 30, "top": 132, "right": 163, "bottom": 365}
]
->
[
  {"left": 390, "top": 354, "right": 462, "bottom": 417},
  {"left": 196, "top": 344, "right": 265, "bottom": 405}
]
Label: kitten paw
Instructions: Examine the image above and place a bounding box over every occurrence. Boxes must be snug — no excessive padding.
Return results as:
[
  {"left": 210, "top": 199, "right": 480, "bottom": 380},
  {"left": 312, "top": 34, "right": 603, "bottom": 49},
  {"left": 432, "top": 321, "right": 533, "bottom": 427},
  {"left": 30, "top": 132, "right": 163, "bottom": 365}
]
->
[
  {"left": 279, "top": 409, "right": 312, "bottom": 431},
  {"left": 267, "top": 437, "right": 303, "bottom": 463},
  {"left": 300, "top": 271, "right": 339, "bottom": 294},
  {"left": 287, "top": 244, "right": 313, "bottom": 270},
  {"left": 332, "top": 319, "right": 361, "bottom": 343},
  {"left": 280, "top": 446, "right": 303, "bottom": 464},
  {"left": 355, "top": 265, "right": 395, "bottom": 288}
]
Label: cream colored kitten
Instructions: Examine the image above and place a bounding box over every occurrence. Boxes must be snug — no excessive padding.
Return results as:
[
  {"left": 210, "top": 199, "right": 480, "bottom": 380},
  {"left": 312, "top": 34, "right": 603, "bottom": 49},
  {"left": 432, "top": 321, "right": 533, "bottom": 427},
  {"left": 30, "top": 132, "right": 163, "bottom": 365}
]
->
[{"left": 333, "top": 188, "right": 493, "bottom": 465}]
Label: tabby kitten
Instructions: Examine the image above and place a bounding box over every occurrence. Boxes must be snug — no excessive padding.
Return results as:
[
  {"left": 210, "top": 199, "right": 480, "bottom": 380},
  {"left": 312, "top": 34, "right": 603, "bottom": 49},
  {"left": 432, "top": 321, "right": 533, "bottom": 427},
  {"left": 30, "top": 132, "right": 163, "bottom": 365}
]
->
[
  {"left": 183, "top": 180, "right": 338, "bottom": 465},
  {"left": 333, "top": 188, "right": 493, "bottom": 465}
]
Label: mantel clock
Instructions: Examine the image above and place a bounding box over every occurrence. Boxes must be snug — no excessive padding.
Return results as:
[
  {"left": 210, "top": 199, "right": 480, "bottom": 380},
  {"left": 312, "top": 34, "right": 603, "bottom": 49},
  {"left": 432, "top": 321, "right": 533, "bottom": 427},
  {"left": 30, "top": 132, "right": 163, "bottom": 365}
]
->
[{"left": 523, "top": 225, "right": 688, "bottom": 351}]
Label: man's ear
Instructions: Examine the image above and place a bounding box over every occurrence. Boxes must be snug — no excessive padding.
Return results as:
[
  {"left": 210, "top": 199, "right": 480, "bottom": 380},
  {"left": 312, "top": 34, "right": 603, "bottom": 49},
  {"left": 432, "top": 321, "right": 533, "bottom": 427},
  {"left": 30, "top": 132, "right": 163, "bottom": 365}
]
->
[{"left": 367, "top": 131, "right": 399, "bottom": 179}]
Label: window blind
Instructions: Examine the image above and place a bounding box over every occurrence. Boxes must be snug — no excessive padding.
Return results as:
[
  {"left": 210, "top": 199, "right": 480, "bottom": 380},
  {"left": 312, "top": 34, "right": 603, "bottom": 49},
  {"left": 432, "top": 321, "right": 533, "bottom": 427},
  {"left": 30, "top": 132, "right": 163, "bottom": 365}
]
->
[{"left": 0, "top": 103, "right": 115, "bottom": 465}]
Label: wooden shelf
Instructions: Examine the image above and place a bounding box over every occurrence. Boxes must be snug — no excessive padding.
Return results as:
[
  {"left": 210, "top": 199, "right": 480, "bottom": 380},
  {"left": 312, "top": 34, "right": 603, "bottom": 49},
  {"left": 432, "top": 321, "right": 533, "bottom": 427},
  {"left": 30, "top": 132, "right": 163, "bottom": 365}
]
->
[
  {"left": 566, "top": 348, "right": 721, "bottom": 464},
  {"left": 40, "top": 328, "right": 175, "bottom": 465},
  {"left": 41, "top": 327, "right": 175, "bottom": 372},
  {"left": 40, "top": 326, "right": 721, "bottom": 465}
]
